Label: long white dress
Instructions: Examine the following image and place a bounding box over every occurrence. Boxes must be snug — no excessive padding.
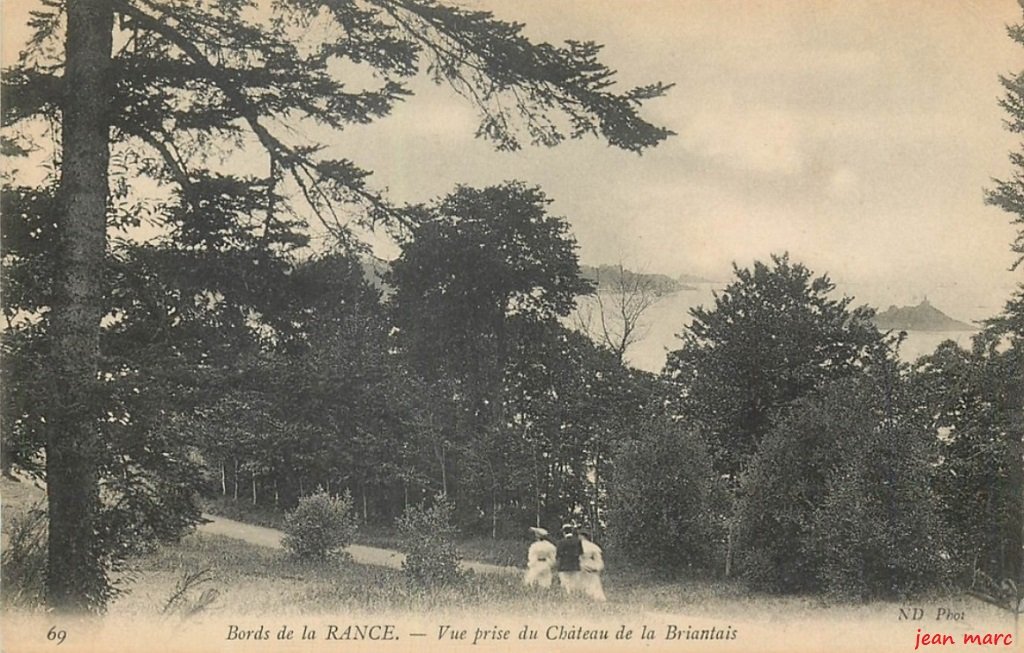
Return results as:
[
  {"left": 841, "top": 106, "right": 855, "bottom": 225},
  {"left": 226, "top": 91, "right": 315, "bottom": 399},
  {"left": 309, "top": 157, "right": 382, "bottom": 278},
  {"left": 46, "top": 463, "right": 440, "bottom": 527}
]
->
[
  {"left": 579, "top": 538, "right": 607, "bottom": 601},
  {"left": 524, "top": 539, "right": 557, "bottom": 588}
]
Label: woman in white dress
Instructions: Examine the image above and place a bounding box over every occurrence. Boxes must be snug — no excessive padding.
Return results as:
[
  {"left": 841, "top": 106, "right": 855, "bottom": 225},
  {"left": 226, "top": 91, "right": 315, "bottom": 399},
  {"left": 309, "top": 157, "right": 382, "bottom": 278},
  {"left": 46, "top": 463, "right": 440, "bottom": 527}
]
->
[
  {"left": 523, "top": 527, "right": 557, "bottom": 588},
  {"left": 578, "top": 530, "right": 607, "bottom": 602}
]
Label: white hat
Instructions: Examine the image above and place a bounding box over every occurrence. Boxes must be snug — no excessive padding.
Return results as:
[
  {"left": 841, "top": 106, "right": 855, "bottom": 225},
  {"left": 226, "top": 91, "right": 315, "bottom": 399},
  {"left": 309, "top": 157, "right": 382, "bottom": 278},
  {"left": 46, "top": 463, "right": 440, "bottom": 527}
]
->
[{"left": 528, "top": 527, "right": 549, "bottom": 537}]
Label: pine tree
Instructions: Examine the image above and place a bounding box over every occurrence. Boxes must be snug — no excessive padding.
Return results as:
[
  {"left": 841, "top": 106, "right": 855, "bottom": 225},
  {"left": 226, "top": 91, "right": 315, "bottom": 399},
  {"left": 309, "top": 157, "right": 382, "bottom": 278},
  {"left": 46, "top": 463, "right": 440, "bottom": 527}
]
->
[
  {"left": 986, "top": 12, "right": 1024, "bottom": 270},
  {"left": 2, "top": 0, "right": 671, "bottom": 611}
]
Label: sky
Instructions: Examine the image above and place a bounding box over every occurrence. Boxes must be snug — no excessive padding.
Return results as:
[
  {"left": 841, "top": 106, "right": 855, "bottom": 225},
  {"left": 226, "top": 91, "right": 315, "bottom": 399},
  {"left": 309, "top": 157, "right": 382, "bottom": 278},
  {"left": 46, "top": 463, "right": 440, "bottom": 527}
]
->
[
  {"left": 3, "top": 0, "right": 1023, "bottom": 322},
  {"left": 328, "top": 0, "right": 1024, "bottom": 322}
]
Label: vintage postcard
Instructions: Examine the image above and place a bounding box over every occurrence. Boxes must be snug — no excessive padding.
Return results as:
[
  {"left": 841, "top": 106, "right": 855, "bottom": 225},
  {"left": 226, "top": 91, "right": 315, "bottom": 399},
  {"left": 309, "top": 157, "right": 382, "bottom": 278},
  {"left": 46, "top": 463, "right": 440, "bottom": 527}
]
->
[{"left": 1, "top": 1, "right": 1021, "bottom": 652}]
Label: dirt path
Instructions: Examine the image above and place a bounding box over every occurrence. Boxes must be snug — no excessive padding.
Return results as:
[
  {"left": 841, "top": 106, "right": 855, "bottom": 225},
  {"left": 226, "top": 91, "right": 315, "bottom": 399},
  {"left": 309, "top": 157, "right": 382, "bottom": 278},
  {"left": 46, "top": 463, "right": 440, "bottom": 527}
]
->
[{"left": 198, "top": 514, "right": 520, "bottom": 576}]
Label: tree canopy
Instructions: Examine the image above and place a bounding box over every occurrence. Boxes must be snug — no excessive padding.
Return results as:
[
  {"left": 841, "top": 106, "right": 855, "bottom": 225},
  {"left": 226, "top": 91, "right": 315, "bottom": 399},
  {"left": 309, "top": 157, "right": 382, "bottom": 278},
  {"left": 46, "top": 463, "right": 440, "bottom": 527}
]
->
[
  {"left": 981, "top": 6, "right": 1024, "bottom": 606},
  {"left": 986, "top": 13, "right": 1024, "bottom": 270},
  {"left": 663, "top": 253, "right": 889, "bottom": 476},
  {"left": 4, "top": 0, "right": 673, "bottom": 243},
  {"left": 1, "top": 0, "right": 672, "bottom": 612}
]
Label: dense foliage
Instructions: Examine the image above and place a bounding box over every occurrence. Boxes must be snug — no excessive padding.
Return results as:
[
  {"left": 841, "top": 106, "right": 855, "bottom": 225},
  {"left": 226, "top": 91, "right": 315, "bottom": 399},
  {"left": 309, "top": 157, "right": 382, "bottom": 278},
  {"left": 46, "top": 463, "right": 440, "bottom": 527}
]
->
[
  {"left": 0, "top": 505, "right": 49, "bottom": 609},
  {"left": 2, "top": 0, "right": 1019, "bottom": 612},
  {"left": 397, "top": 496, "right": 464, "bottom": 588},
  {"left": 282, "top": 489, "right": 359, "bottom": 560},
  {"left": 664, "top": 254, "right": 889, "bottom": 477},
  {"left": 979, "top": 6, "right": 1024, "bottom": 609},
  {"left": 1, "top": 0, "right": 670, "bottom": 611},
  {"left": 735, "top": 365, "right": 952, "bottom": 598},
  {"left": 604, "top": 419, "right": 727, "bottom": 575},
  {"left": 910, "top": 314, "right": 1023, "bottom": 603}
]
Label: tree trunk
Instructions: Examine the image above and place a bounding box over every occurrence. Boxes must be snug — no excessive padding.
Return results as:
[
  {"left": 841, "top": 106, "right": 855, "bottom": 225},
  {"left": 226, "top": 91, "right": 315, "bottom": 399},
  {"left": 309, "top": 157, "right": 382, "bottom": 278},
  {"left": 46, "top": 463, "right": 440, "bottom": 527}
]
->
[
  {"left": 725, "top": 520, "right": 734, "bottom": 578},
  {"left": 220, "top": 461, "right": 226, "bottom": 496},
  {"left": 251, "top": 473, "right": 257, "bottom": 505},
  {"left": 1, "top": 445, "right": 15, "bottom": 480},
  {"left": 440, "top": 446, "right": 448, "bottom": 498},
  {"left": 46, "top": 0, "right": 114, "bottom": 614},
  {"left": 533, "top": 445, "right": 541, "bottom": 528},
  {"left": 233, "top": 459, "right": 239, "bottom": 500},
  {"left": 592, "top": 448, "right": 601, "bottom": 540},
  {"left": 491, "top": 485, "right": 498, "bottom": 539},
  {"left": 1012, "top": 431, "right": 1023, "bottom": 596}
]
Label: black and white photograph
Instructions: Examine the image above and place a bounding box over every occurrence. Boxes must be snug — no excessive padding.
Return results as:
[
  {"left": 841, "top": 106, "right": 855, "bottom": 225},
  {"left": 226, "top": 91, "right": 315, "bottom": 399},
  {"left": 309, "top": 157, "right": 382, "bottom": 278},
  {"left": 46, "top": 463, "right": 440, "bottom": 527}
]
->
[{"left": 1, "top": 1, "right": 1022, "bottom": 651}]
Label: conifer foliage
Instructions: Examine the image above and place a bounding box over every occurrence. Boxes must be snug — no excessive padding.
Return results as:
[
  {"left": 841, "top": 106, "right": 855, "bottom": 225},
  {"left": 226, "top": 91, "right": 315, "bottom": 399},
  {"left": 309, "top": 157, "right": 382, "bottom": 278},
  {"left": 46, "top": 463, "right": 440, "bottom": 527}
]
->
[{"left": 1, "top": 0, "right": 671, "bottom": 612}]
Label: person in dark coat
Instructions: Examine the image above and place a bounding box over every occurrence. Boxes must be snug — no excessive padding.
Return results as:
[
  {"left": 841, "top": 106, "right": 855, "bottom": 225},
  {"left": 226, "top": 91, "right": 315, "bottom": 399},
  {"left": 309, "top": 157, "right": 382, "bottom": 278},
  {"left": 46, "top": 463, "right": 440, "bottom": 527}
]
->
[{"left": 555, "top": 523, "right": 584, "bottom": 595}]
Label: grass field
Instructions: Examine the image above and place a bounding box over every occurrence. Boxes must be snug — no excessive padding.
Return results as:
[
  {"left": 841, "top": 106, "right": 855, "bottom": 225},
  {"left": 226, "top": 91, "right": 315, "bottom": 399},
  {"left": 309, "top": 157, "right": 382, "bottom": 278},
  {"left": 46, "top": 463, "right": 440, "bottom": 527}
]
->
[
  {"left": 97, "top": 528, "right": 1016, "bottom": 653},
  {"left": 104, "top": 530, "right": 992, "bottom": 621},
  {"left": 203, "top": 495, "right": 528, "bottom": 567},
  {"left": 4, "top": 479, "right": 1014, "bottom": 637},
  {"left": 110, "top": 532, "right": 626, "bottom": 618},
  {"left": 107, "top": 531, "right": 830, "bottom": 618}
]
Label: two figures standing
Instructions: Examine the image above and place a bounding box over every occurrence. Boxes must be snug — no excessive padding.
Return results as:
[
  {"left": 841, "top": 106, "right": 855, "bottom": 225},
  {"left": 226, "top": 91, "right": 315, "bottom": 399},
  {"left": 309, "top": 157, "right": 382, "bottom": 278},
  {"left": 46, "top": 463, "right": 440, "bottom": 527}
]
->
[{"left": 524, "top": 523, "right": 606, "bottom": 602}]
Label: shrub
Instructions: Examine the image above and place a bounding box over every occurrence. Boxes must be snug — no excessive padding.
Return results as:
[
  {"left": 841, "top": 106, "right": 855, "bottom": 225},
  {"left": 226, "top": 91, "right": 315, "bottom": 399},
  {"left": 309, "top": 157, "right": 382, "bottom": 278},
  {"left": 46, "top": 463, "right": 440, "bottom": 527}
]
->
[
  {"left": 1, "top": 503, "right": 48, "bottom": 609},
  {"left": 910, "top": 338, "right": 1022, "bottom": 593},
  {"left": 396, "top": 496, "right": 464, "bottom": 588},
  {"left": 282, "top": 489, "right": 357, "bottom": 560},
  {"left": 808, "top": 391, "right": 953, "bottom": 599},
  {"left": 735, "top": 368, "right": 953, "bottom": 598},
  {"left": 604, "top": 419, "right": 728, "bottom": 576}
]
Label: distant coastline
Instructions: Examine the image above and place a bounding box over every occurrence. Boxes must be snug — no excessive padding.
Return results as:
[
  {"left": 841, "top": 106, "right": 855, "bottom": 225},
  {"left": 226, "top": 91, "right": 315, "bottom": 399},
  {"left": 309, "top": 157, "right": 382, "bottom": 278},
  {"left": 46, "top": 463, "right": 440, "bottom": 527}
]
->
[
  {"left": 872, "top": 298, "right": 976, "bottom": 332},
  {"left": 579, "top": 264, "right": 697, "bottom": 295}
]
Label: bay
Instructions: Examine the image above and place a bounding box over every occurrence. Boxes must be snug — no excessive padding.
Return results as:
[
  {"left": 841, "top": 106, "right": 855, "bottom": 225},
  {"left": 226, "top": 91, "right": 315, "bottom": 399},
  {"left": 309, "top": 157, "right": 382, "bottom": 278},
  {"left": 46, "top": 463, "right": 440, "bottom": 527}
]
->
[{"left": 577, "top": 284, "right": 987, "bottom": 373}]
